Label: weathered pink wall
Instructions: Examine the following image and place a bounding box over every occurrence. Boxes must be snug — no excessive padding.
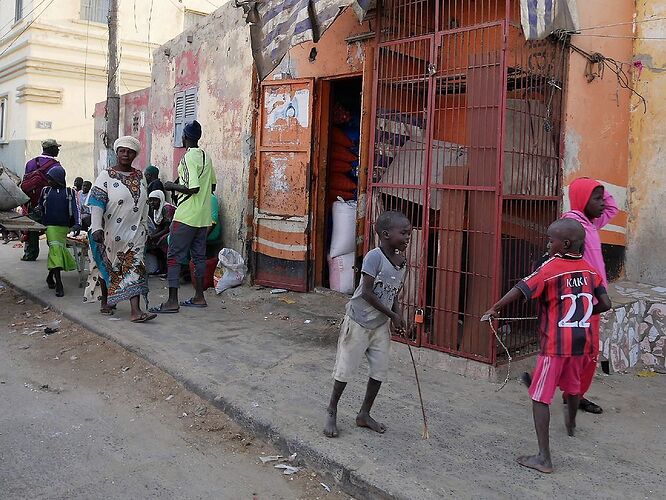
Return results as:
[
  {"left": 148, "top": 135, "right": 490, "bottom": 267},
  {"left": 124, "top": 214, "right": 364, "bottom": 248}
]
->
[
  {"left": 121, "top": 88, "right": 151, "bottom": 170},
  {"left": 148, "top": 3, "right": 255, "bottom": 255}
]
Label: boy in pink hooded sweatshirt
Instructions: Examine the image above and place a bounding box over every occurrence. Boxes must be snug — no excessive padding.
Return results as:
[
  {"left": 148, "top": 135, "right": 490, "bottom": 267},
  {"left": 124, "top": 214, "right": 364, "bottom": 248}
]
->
[{"left": 561, "top": 177, "right": 619, "bottom": 414}]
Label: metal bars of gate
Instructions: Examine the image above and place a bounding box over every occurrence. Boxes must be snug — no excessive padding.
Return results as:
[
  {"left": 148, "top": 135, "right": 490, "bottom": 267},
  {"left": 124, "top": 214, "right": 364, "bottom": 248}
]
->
[{"left": 366, "top": 0, "right": 567, "bottom": 365}]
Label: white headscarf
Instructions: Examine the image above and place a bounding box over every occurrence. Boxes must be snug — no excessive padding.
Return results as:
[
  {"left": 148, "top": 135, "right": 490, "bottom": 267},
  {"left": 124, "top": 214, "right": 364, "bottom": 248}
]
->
[
  {"left": 149, "top": 190, "right": 166, "bottom": 224},
  {"left": 113, "top": 135, "right": 141, "bottom": 154}
]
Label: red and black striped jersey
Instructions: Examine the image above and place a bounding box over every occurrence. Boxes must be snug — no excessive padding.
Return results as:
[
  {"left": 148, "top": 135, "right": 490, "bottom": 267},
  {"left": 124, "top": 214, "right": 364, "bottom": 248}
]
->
[{"left": 516, "top": 254, "right": 606, "bottom": 357}]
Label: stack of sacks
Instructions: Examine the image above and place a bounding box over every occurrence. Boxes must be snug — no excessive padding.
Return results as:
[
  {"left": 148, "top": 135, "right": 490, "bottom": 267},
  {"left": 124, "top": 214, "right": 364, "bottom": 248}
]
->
[
  {"left": 328, "top": 125, "right": 358, "bottom": 203},
  {"left": 327, "top": 198, "right": 357, "bottom": 294}
]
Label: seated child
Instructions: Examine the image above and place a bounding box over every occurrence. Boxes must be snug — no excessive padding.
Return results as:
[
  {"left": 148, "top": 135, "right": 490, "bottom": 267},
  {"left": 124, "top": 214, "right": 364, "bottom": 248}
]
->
[
  {"left": 483, "top": 219, "right": 611, "bottom": 473},
  {"left": 38, "top": 165, "right": 80, "bottom": 297},
  {"left": 79, "top": 180, "right": 92, "bottom": 230},
  {"left": 324, "top": 210, "right": 411, "bottom": 438},
  {"left": 146, "top": 190, "right": 176, "bottom": 274}
]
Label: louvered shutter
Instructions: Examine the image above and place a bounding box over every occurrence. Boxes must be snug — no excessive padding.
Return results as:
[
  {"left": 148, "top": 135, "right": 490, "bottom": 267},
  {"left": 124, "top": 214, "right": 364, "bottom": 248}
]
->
[{"left": 173, "top": 91, "right": 185, "bottom": 147}]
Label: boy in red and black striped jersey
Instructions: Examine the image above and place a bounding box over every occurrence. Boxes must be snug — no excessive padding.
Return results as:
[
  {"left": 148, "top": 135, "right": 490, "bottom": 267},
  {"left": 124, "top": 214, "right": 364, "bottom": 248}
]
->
[{"left": 483, "top": 219, "right": 611, "bottom": 473}]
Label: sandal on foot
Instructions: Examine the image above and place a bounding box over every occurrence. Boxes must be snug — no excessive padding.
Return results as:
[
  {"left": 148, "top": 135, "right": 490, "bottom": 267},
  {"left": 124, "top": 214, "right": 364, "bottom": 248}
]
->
[
  {"left": 179, "top": 298, "right": 207, "bottom": 308},
  {"left": 131, "top": 312, "right": 157, "bottom": 323},
  {"left": 100, "top": 307, "right": 115, "bottom": 316},
  {"left": 149, "top": 304, "right": 179, "bottom": 314},
  {"left": 579, "top": 398, "right": 603, "bottom": 414}
]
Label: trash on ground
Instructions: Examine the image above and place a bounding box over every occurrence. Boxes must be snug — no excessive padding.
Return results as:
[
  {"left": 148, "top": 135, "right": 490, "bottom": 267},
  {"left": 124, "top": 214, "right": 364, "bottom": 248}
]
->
[
  {"left": 165, "top": 394, "right": 174, "bottom": 401},
  {"left": 22, "top": 330, "right": 39, "bottom": 336},
  {"left": 70, "top": 355, "right": 78, "bottom": 361},
  {"left": 259, "top": 455, "right": 282, "bottom": 463},
  {"left": 270, "top": 288, "right": 288, "bottom": 294},
  {"left": 279, "top": 297, "right": 296, "bottom": 305},
  {"left": 108, "top": 317, "right": 121, "bottom": 321},
  {"left": 251, "top": 401, "right": 259, "bottom": 408},
  {"left": 194, "top": 405, "right": 207, "bottom": 416},
  {"left": 636, "top": 369, "right": 657, "bottom": 378},
  {"left": 274, "top": 464, "right": 300, "bottom": 475},
  {"left": 16, "top": 299, "right": 25, "bottom": 304},
  {"left": 284, "top": 453, "right": 297, "bottom": 462},
  {"left": 121, "top": 366, "right": 130, "bottom": 372},
  {"left": 320, "top": 483, "right": 331, "bottom": 492},
  {"left": 304, "top": 319, "right": 312, "bottom": 324},
  {"left": 214, "top": 248, "right": 247, "bottom": 294},
  {"left": 18, "top": 344, "right": 30, "bottom": 350}
]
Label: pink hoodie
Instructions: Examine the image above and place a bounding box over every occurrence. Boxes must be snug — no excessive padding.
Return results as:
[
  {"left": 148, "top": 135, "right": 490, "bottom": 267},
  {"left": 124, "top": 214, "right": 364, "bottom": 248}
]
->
[{"left": 562, "top": 178, "right": 619, "bottom": 287}]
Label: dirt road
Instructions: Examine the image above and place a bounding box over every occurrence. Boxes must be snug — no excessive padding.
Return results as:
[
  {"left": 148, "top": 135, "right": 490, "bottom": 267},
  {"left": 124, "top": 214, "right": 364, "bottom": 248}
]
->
[{"left": 0, "top": 284, "right": 345, "bottom": 500}]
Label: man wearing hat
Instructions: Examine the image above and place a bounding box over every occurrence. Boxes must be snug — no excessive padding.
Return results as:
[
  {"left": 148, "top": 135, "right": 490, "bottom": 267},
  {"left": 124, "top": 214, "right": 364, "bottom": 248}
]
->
[
  {"left": 144, "top": 165, "right": 165, "bottom": 195},
  {"left": 19, "top": 139, "right": 63, "bottom": 261},
  {"left": 152, "top": 120, "right": 217, "bottom": 313}
]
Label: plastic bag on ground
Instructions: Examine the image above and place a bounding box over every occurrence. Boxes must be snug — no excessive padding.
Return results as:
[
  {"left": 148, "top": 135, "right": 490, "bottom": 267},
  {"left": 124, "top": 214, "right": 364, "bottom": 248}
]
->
[
  {"left": 214, "top": 248, "right": 247, "bottom": 294},
  {"left": 0, "top": 165, "right": 29, "bottom": 211}
]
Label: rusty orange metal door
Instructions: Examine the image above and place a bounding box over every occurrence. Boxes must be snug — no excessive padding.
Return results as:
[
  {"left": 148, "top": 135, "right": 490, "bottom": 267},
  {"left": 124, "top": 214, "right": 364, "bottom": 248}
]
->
[{"left": 254, "top": 79, "right": 314, "bottom": 292}]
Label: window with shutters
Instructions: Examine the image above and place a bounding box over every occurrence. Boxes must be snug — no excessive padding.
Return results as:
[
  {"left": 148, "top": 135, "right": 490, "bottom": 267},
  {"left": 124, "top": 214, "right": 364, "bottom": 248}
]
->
[
  {"left": 80, "top": 0, "right": 110, "bottom": 24},
  {"left": 15, "top": 0, "right": 23, "bottom": 22},
  {"left": 0, "top": 94, "right": 7, "bottom": 143},
  {"left": 173, "top": 87, "right": 198, "bottom": 147}
]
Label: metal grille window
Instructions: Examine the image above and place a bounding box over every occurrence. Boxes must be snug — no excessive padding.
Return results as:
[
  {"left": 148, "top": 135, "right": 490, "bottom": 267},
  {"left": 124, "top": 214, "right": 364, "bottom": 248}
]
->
[
  {"left": 173, "top": 88, "right": 197, "bottom": 147},
  {"left": 80, "top": 0, "right": 110, "bottom": 24},
  {"left": 368, "top": 0, "right": 568, "bottom": 364},
  {"left": 15, "top": 0, "right": 23, "bottom": 22},
  {"left": 0, "top": 95, "right": 7, "bottom": 143}
]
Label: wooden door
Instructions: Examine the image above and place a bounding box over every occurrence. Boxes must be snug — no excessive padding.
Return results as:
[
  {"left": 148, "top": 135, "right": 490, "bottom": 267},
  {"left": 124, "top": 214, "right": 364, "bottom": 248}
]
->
[{"left": 254, "top": 79, "right": 314, "bottom": 292}]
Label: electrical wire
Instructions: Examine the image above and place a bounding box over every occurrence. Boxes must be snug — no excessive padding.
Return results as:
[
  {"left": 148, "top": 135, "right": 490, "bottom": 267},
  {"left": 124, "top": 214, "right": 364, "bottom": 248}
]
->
[
  {"left": 0, "top": 0, "right": 55, "bottom": 59},
  {"left": 0, "top": 0, "right": 49, "bottom": 41},
  {"left": 576, "top": 16, "right": 666, "bottom": 32},
  {"left": 568, "top": 41, "right": 648, "bottom": 113}
]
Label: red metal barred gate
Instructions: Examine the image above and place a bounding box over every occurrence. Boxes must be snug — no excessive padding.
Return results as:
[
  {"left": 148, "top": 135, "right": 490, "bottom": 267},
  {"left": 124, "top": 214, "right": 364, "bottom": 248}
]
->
[{"left": 366, "top": 0, "right": 568, "bottom": 364}]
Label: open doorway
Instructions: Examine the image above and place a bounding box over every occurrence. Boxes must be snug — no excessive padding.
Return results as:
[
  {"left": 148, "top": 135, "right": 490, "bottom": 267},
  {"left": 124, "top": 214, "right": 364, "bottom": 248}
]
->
[{"left": 313, "top": 76, "right": 363, "bottom": 292}]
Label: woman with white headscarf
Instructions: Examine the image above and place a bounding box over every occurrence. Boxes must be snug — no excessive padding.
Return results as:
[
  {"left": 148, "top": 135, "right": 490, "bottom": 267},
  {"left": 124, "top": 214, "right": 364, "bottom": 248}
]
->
[
  {"left": 146, "top": 189, "right": 176, "bottom": 273},
  {"left": 86, "top": 136, "right": 156, "bottom": 323}
]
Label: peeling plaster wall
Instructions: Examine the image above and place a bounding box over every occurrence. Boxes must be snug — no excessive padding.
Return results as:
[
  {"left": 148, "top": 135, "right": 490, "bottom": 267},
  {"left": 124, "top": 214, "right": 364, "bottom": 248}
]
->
[
  {"left": 148, "top": 5, "right": 255, "bottom": 256},
  {"left": 626, "top": 2, "right": 666, "bottom": 284},
  {"left": 562, "top": 1, "right": 634, "bottom": 280}
]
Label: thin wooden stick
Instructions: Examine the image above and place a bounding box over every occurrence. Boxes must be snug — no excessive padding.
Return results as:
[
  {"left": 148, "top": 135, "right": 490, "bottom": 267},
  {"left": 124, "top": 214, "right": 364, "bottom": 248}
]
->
[{"left": 407, "top": 344, "right": 429, "bottom": 439}]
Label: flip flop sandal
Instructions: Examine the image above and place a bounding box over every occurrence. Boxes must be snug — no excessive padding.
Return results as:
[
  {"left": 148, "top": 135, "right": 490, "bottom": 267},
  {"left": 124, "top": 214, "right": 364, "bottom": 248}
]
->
[
  {"left": 579, "top": 398, "right": 603, "bottom": 414},
  {"left": 180, "top": 298, "right": 208, "bottom": 308},
  {"left": 149, "top": 304, "right": 180, "bottom": 314},
  {"left": 100, "top": 308, "right": 115, "bottom": 316},
  {"left": 131, "top": 312, "right": 157, "bottom": 323}
]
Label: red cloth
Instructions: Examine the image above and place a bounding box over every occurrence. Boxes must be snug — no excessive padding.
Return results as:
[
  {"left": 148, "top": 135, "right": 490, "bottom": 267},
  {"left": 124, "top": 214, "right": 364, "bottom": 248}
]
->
[
  {"left": 529, "top": 355, "right": 584, "bottom": 404},
  {"left": 568, "top": 177, "right": 602, "bottom": 212},
  {"left": 516, "top": 254, "right": 605, "bottom": 357}
]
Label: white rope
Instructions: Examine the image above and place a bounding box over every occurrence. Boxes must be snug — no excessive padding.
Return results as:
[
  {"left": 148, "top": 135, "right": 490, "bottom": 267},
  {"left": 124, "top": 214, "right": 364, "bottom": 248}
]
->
[{"left": 485, "top": 317, "right": 538, "bottom": 392}]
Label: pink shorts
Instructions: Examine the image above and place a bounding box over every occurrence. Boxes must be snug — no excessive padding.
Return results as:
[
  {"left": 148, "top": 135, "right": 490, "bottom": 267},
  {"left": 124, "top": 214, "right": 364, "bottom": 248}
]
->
[{"left": 529, "top": 355, "right": 584, "bottom": 404}]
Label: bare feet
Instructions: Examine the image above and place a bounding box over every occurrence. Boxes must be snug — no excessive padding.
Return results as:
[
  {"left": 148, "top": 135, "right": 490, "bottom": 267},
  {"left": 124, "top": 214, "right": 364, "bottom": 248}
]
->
[
  {"left": 356, "top": 412, "right": 386, "bottom": 434},
  {"left": 516, "top": 454, "right": 553, "bottom": 474},
  {"left": 323, "top": 408, "right": 339, "bottom": 438}
]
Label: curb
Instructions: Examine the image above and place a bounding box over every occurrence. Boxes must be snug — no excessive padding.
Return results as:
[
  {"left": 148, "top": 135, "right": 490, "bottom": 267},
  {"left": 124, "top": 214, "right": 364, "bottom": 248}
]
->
[{"left": 1, "top": 273, "right": 398, "bottom": 500}]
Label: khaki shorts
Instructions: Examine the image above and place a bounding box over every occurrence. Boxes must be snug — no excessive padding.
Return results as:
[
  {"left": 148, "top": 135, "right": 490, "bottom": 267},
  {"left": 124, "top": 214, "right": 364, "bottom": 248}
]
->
[{"left": 332, "top": 315, "right": 391, "bottom": 383}]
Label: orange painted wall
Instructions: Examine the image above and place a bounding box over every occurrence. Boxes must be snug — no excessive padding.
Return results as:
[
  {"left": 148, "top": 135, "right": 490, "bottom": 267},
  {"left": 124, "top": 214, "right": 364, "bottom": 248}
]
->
[
  {"left": 267, "top": 8, "right": 371, "bottom": 80},
  {"left": 561, "top": 1, "right": 633, "bottom": 247}
]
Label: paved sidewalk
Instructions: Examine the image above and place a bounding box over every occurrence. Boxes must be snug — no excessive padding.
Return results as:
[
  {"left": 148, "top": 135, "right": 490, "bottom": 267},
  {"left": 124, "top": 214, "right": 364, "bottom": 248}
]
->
[{"left": 1, "top": 242, "right": 665, "bottom": 499}]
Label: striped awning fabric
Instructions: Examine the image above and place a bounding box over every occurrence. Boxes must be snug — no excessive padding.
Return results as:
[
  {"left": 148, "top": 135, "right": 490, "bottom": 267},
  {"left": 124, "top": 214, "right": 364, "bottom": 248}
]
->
[
  {"left": 240, "top": 0, "right": 374, "bottom": 80},
  {"left": 520, "top": 0, "right": 579, "bottom": 40}
]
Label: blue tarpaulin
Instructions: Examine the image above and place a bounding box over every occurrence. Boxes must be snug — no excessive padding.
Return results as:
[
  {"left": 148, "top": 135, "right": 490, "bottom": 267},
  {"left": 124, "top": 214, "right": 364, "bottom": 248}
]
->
[
  {"left": 239, "top": 0, "right": 374, "bottom": 80},
  {"left": 520, "top": 0, "right": 579, "bottom": 40}
]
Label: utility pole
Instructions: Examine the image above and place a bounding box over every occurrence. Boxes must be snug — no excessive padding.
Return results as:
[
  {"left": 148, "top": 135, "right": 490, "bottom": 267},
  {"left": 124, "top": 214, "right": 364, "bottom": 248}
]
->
[{"left": 105, "top": 0, "right": 120, "bottom": 166}]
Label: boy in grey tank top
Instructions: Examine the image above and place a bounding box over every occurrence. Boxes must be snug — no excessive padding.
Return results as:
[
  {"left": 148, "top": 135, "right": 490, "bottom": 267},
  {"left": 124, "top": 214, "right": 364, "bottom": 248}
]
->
[{"left": 324, "top": 211, "right": 411, "bottom": 438}]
